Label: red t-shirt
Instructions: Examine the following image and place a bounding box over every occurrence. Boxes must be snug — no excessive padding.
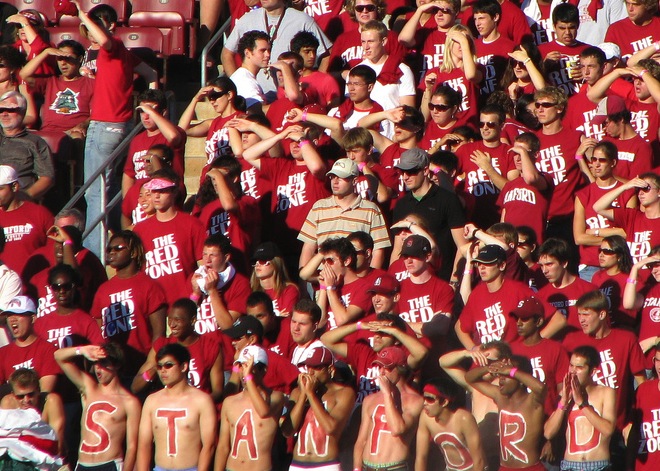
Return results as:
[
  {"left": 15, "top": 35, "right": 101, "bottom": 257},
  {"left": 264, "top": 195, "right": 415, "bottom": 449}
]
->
[
  {"left": 497, "top": 174, "right": 553, "bottom": 244},
  {"left": 510, "top": 338, "right": 569, "bottom": 416},
  {"left": 538, "top": 40, "right": 589, "bottom": 97},
  {"left": 460, "top": 279, "right": 539, "bottom": 345},
  {"left": 90, "top": 272, "right": 167, "bottom": 357},
  {"left": 299, "top": 71, "right": 340, "bottom": 112},
  {"left": 563, "top": 328, "right": 646, "bottom": 429},
  {"left": 537, "top": 277, "right": 598, "bottom": 332},
  {"left": 326, "top": 276, "right": 373, "bottom": 330},
  {"left": 530, "top": 3, "right": 554, "bottom": 46},
  {"left": 90, "top": 36, "right": 141, "bottom": 122},
  {"left": 34, "top": 308, "right": 103, "bottom": 348},
  {"left": 565, "top": 86, "right": 604, "bottom": 140},
  {"left": 123, "top": 129, "right": 186, "bottom": 182},
  {"left": 604, "top": 16, "right": 660, "bottom": 60},
  {"left": 0, "top": 201, "right": 53, "bottom": 276},
  {"left": 633, "top": 379, "right": 660, "bottom": 470},
  {"left": 534, "top": 127, "right": 584, "bottom": 219},
  {"left": 475, "top": 35, "right": 516, "bottom": 95},
  {"left": 264, "top": 349, "right": 300, "bottom": 394},
  {"left": 575, "top": 181, "right": 633, "bottom": 266},
  {"left": 121, "top": 181, "right": 150, "bottom": 227},
  {"left": 263, "top": 285, "right": 300, "bottom": 317},
  {"left": 387, "top": 257, "right": 410, "bottom": 283},
  {"left": 625, "top": 98, "right": 660, "bottom": 150},
  {"left": 262, "top": 316, "right": 295, "bottom": 360},
  {"left": 238, "top": 157, "right": 269, "bottom": 202},
  {"left": 639, "top": 283, "right": 660, "bottom": 345},
  {"left": 591, "top": 270, "right": 637, "bottom": 329},
  {"left": 133, "top": 212, "right": 206, "bottom": 306},
  {"left": 604, "top": 134, "right": 653, "bottom": 180},
  {"left": 0, "top": 338, "right": 61, "bottom": 383},
  {"left": 204, "top": 111, "right": 241, "bottom": 166},
  {"left": 345, "top": 338, "right": 379, "bottom": 404},
  {"left": 32, "top": 76, "right": 94, "bottom": 133},
  {"left": 397, "top": 275, "right": 454, "bottom": 325},
  {"left": 420, "top": 30, "right": 447, "bottom": 78},
  {"left": 421, "top": 66, "right": 481, "bottom": 128},
  {"left": 613, "top": 208, "right": 660, "bottom": 266},
  {"left": 153, "top": 335, "right": 220, "bottom": 394},
  {"left": 463, "top": 0, "right": 532, "bottom": 45},
  {"left": 419, "top": 120, "right": 454, "bottom": 152},
  {"left": 302, "top": 0, "right": 345, "bottom": 37}
]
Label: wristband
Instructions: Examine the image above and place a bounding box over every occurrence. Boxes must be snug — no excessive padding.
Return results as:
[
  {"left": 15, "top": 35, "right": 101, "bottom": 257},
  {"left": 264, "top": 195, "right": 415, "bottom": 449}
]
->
[
  {"left": 243, "top": 374, "right": 254, "bottom": 383},
  {"left": 574, "top": 154, "right": 584, "bottom": 161},
  {"left": 655, "top": 41, "right": 660, "bottom": 52},
  {"left": 189, "top": 293, "right": 200, "bottom": 301},
  {"left": 299, "top": 139, "right": 310, "bottom": 147},
  {"left": 75, "top": 347, "right": 81, "bottom": 356},
  {"left": 232, "top": 364, "right": 240, "bottom": 373},
  {"left": 357, "top": 162, "right": 366, "bottom": 172},
  {"left": 594, "top": 229, "right": 600, "bottom": 237},
  {"left": 326, "top": 285, "right": 336, "bottom": 291},
  {"left": 523, "top": 58, "right": 531, "bottom": 65},
  {"left": 319, "top": 284, "right": 327, "bottom": 290},
  {"left": 356, "top": 321, "right": 362, "bottom": 331},
  {"left": 142, "top": 370, "right": 153, "bottom": 383},
  {"left": 639, "top": 69, "right": 649, "bottom": 79},
  {"left": 557, "top": 400, "right": 567, "bottom": 411},
  {"left": 354, "top": 468, "right": 361, "bottom": 471},
  {"left": 626, "top": 277, "right": 637, "bottom": 285},
  {"left": 472, "top": 228, "right": 479, "bottom": 239},
  {"left": 301, "top": 109, "right": 308, "bottom": 121},
  {"left": 463, "top": 269, "right": 472, "bottom": 276},
  {"left": 63, "top": 240, "right": 73, "bottom": 246},
  {"left": 509, "top": 367, "right": 518, "bottom": 378}
]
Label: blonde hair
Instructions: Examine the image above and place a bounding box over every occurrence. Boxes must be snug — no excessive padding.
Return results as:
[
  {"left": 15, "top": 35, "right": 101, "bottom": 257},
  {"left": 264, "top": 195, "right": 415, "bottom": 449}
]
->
[
  {"left": 249, "top": 256, "right": 294, "bottom": 297},
  {"left": 439, "top": 24, "right": 477, "bottom": 74}
]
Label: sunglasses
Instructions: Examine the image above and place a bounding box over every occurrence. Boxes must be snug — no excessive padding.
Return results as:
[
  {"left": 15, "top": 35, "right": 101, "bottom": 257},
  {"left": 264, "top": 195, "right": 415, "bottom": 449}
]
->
[
  {"left": 429, "top": 6, "right": 454, "bottom": 14},
  {"left": 207, "top": 90, "right": 228, "bottom": 101},
  {"left": 535, "top": 102, "right": 557, "bottom": 109},
  {"left": 401, "top": 167, "right": 423, "bottom": 175},
  {"left": 14, "top": 391, "right": 37, "bottom": 400},
  {"left": 479, "top": 121, "right": 498, "bottom": 129},
  {"left": 252, "top": 259, "right": 271, "bottom": 267},
  {"left": 639, "top": 185, "right": 656, "bottom": 192},
  {"left": 157, "top": 361, "right": 176, "bottom": 370},
  {"left": 590, "top": 157, "right": 609, "bottom": 163},
  {"left": 598, "top": 248, "right": 617, "bottom": 255},
  {"left": 355, "top": 4, "right": 377, "bottom": 12},
  {"left": 106, "top": 244, "right": 128, "bottom": 254},
  {"left": 0, "top": 108, "right": 20, "bottom": 114},
  {"left": 423, "top": 395, "right": 438, "bottom": 403},
  {"left": 0, "top": 63, "right": 7, "bottom": 68},
  {"left": 428, "top": 103, "right": 452, "bottom": 112},
  {"left": 323, "top": 257, "right": 337, "bottom": 265},
  {"left": 50, "top": 282, "right": 74, "bottom": 292},
  {"left": 509, "top": 59, "right": 525, "bottom": 68},
  {"left": 518, "top": 241, "right": 531, "bottom": 248}
]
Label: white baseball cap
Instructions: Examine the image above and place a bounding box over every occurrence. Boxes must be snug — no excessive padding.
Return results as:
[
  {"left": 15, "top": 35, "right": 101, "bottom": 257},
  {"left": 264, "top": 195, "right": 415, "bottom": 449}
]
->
[
  {"left": 235, "top": 345, "right": 268, "bottom": 366},
  {"left": 0, "top": 166, "right": 18, "bottom": 186}
]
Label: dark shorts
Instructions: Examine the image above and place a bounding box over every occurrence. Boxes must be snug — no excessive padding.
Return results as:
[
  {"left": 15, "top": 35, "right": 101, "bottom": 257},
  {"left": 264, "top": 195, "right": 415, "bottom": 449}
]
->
[
  {"left": 76, "top": 460, "right": 123, "bottom": 471},
  {"left": 560, "top": 460, "right": 611, "bottom": 471}
]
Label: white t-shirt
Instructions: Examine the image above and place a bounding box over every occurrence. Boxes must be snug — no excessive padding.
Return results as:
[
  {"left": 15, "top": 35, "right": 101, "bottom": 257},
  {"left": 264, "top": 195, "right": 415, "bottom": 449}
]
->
[{"left": 230, "top": 67, "right": 266, "bottom": 109}]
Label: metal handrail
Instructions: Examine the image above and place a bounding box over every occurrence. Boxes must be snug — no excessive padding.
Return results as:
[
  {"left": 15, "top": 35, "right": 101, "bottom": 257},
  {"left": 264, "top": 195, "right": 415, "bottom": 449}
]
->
[{"left": 200, "top": 17, "right": 232, "bottom": 86}]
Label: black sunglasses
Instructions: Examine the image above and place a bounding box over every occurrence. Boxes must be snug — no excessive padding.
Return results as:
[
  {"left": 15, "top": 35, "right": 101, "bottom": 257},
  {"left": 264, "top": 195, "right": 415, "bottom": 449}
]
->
[
  {"left": 50, "top": 282, "right": 75, "bottom": 291},
  {"left": 598, "top": 248, "right": 617, "bottom": 255},
  {"left": 106, "top": 244, "right": 128, "bottom": 254},
  {"left": 157, "top": 361, "right": 177, "bottom": 370},
  {"left": 535, "top": 102, "right": 557, "bottom": 109},
  {"left": 479, "top": 121, "right": 499, "bottom": 129},
  {"left": 207, "top": 90, "right": 228, "bottom": 101},
  {"left": 428, "top": 103, "right": 452, "bottom": 112},
  {"left": 355, "top": 4, "right": 377, "bottom": 12}
]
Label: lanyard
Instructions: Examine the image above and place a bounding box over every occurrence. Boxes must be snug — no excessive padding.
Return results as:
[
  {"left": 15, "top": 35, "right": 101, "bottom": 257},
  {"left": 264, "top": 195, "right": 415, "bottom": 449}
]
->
[{"left": 264, "top": 8, "right": 286, "bottom": 42}]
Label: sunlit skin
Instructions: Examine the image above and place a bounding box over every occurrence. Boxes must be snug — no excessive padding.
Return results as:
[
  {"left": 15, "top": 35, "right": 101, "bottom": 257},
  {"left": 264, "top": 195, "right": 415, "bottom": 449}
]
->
[
  {"left": 156, "top": 355, "right": 188, "bottom": 388},
  {"left": 11, "top": 385, "right": 39, "bottom": 410},
  {"left": 577, "top": 308, "right": 605, "bottom": 336},
  {"left": 597, "top": 242, "right": 618, "bottom": 271},
  {"left": 476, "top": 261, "right": 504, "bottom": 283},
  {"left": 346, "top": 147, "right": 371, "bottom": 163},
  {"left": 298, "top": 46, "right": 317, "bottom": 70},
  {"left": 554, "top": 21, "right": 578, "bottom": 46},
  {"left": 0, "top": 97, "right": 23, "bottom": 133},
  {"left": 202, "top": 245, "right": 229, "bottom": 272},
  {"left": 538, "top": 254, "right": 567, "bottom": 285},
  {"left": 568, "top": 354, "right": 592, "bottom": 386},
  {"left": 625, "top": 0, "right": 653, "bottom": 24},
  {"left": 355, "top": 0, "right": 379, "bottom": 26},
  {"left": 534, "top": 98, "right": 562, "bottom": 126},
  {"left": 371, "top": 292, "right": 398, "bottom": 315},
  {"left": 167, "top": 306, "right": 195, "bottom": 340},
  {"left": 361, "top": 29, "right": 386, "bottom": 63},
  {"left": 473, "top": 12, "right": 498, "bottom": 39},
  {"left": 580, "top": 56, "right": 603, "bottom": 87},
  {"left": 253, "top": 259, "right": 275, "bottom": 280},
  {"left": 429, "top": 96, "right": 457, "bottom": 126},
  {"left": 404, "top": 255, "right": 429, "bottom": 277},
  {"left": 346, "top": 77, "right": 372, "bottom": 103},
  {"left": 400, "top": 167, "right": 427, "bottom": 192},
  {"left": 290, "top": 311, "right": 318, "bottom": 345},
  {"left": 434, "top": 1, "right": 457, "bottom": 30},
  {"left": 633, "top": 76, "right": 651, "bottom": 101},
  {"left": 56, "top": 46, "right": 82, "bottom": 80},
  {"left": 329, "top": 175, "right": 355, "bottom": 197},
  {"left": 149, "top": 187, "right": 176, "bottom": 212},
  {"left": 372, "top": 332, "right": 396, "bottom": 352},
  {"left": 588, "top": 149, "right": 615, "bottom": 180},
  {"left": 637, "top": 178, "right": 660, "bottom": 208},
  {"left": 6, "top": 314, "right": 33, "bottom": 342},
  {"left": 245, "top": 39, "right": 271, "bottom": 70}
]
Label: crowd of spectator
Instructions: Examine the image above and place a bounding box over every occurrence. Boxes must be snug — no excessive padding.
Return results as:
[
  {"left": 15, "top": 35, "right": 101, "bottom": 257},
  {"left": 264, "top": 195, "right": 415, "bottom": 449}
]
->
[{"left": 1, "top": 0, "right": 660, "bottom": 470}]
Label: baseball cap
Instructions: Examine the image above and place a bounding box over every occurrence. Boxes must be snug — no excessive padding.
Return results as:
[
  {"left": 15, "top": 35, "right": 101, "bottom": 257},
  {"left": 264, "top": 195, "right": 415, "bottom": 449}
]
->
[
  {"left": 327, "top": 158, "right": 359, "bottom": 179},
  {"left": 592, "top": 95, "right": 627, "bottom": 126},
  {"left": 224, "top": 315, "right": 264, "bottom": 339},
  {"left": 510, "top": 296, "right": 545, "bottom": 320},
  {"left": 400, "top": 235, "right": 431, "bottom": 259},
  {"left": 367, "top": 274, "right": 400, "bottom": 295},
  {"left": 143, "top": 178, "right": 176, "bottom": 191},
  {"left": 395, "top": 148, "right": 429, "bottom": 171},
  {"left": 235, "top": 345, "right": 268, "bottom": 366},
  {"left": 20, "top": 10, "right": 43, "bottom": 27},
  {"left": 251, "top": 241, "right": 282, "bottom": 263},
  {"left": 597, "top": 42, "right": 620, "bottom": 61},
  {"left": 297, "top": 346, "right": 333, "bottom": 368},
  {"left": 4, "top": 296, "right": 36, "bottom": 315},
  {"left": 473, "top": 244, "right": 507, "bottom": 264},
  {"left": 372, "top": 346, "right": 407, "bottom": 368},
  {"left": 0, "top": 166, "right": 18, "bottom": 186}
]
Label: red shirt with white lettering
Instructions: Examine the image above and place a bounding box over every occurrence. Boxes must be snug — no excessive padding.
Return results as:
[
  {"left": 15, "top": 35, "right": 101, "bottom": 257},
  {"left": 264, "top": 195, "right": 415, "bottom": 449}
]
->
[
  {"left": 534, "top": 127, "right": 584, "bottom": 219},
  {"left": 633, "top": 379, "right": 660, "bottom": 470},
  {"left": 604, "top": 134, "right": 653, "bottom": 180},
  {"left": 604, "top": 16, "right": 660, "bottom": 60},
  {"left": 475, "top": 35, "right": 516, "bottom": 96},
  {"left": 497, "top": 174, "right": 553, "bottom": 244},
  {"left": 625, "top": 98, "right": 660, "bottom": 152},
  {"left": 153, "top": 335, "right": 221, "bottom": 394},
  {"left": 0, "top": 338, "right": 61, "bottom": 383},
  {"left": 34, "top": 308, "right": 103, "bottom": 349},
  {"left": 460, "top": 279, "right": 538, "bottom": 345},
  {"left": 538, "top": 40, "right": 589, "bottom": 97},
  {"left": 121, "top": 181, "right": 150, "bottom": 227},
  {"left": 421, "top": 66, "right": 481, "bottom": 128},
  {"left": 397, "top": 275, "right": 453, "bottom": 325},
  {"left": 591, "top": 270, "right": 637, "bottom": 329},
  {"left": 0, "top": 201, "right": 53, "bottom": 276},
  {"left": 263, "top": 285, "right": 300, "bottom": 317},
  {"left": 510, "top": 338, "right": 569, "bottom": 416},
  {"left": 638, "top": 283, "right": 660, "bottom": 346},
  {"left": 613, "top": 208, "right": 660, "bottom": 266},
  {"left": 133, "top": 212, "right": 206, "bottom": 306},
  {"left": 90, "top": 272, "right": 167, "bottom": 361},
  {"left": 537, "top": 277, "right": 597, "bottom": 332},
  {"left": 326, "top": 276, "right": 373, "bottom": 330},
  {"left": 530, "top": 3, "right": 554, "bottom": 46},
  {"left": 575, "top": 181, "right": 633, "bottom": 266},
  {"left": 563, "top": 328, "right": 646, "bottom": 429},
  {"left": 123, "top": 129, "right": 186, "bottom": 182},
  {"left": 345, "top": 339, "right": 380, "bottom": 404}
]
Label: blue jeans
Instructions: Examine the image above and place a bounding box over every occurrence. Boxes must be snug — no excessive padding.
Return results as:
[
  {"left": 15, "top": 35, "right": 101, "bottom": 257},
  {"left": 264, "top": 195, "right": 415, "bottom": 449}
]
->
[
  {"left": 578, "top": 265, "right": 599, "bottom": 283},
  {"left": 83, "top": 120, "right": 132, "bottom": 257}
]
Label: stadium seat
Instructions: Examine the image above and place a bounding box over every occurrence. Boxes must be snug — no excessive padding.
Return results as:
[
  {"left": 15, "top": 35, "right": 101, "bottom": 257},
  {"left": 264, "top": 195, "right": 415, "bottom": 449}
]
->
[
  {"left": 58, "top": 0, "right": 128, "bottom": 26},
  {"left": 46, "top": 26, "right": 90, "bottom": 48},
  {"left": 128, "top": 0, "right": 197, "bottom": 58},
  {"left": 114, "top": 26, "right": 168, "bottom": 85}
]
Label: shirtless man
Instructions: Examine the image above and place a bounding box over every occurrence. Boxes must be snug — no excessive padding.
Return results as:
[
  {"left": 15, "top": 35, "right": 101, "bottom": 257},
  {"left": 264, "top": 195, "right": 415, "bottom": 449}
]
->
[
  {"left": 415, "top": 380, "right": 485, "bottom": 471},
  {"left": 544, "top": 346, "right": 616, "bottom": 471},
  {"left": 136, "top": 344, "right": 217, "bottom": 471},
  {"left": 353, "top": 346, "right": 424, "bottom": 471},
  {"left": 1, "top": 368, "right": 66, "bottom": 457},
  {"left": 282, "top": 346, "right": 356, "bottom": 471},
  {"left": 216, "top": 345, "right": 286, "bottom": 471},
  {"left": 466, "top": 355, "right": 547, "bottom": 471},
  {"left": 54, "top": 343, "right": 141, "bottom": 471}
]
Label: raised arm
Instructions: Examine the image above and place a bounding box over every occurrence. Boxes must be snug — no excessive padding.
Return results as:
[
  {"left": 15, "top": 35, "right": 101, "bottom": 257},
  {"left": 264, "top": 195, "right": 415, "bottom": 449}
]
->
[
  {"left": 593, "top": 176, "right": 642, "bottom": 220},
  {"left": 74, "top": 1, "right": 112, "bottom": 50},
  {"left": 320, "top": 322, "right": 358, "bottom": 358},
  {"left": 54, "top": 345, "right": 105, "bottom": 393}
]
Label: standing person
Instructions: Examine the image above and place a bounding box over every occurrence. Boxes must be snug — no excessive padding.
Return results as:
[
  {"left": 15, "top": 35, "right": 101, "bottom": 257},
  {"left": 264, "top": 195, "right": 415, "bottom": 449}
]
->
[
  {"left": 466, "top": 356, "right": 547, "bottom": 471},
  {"left": 215, "top": 345, "right": 286, "bottom": 471},
  {"left": 544, "top": 346, "right": 616, "bottom": 470},
  {"left": 604, "top": 0, "right": 660, "bottom": 61},
  {"left": 136, "top": 344, "right": 217, "bottom": 471},
  {"left": 282, "top": 346, "right": 356, "bottom": 471},
  {"left": 629, "top": 346, "right": 660, "bottom": 471},
  {"left": 415, "top": 380, "right": 486, "bottom": 471},
  {"left": 353, "top": 347, "right": 424, "bottom": 471},
  {"left": 133, "top": 171, "right": 206, "bottom": 307},
  {"left": 623, "top": 248, "right": 660, "bottom": 355},
  {"left": 75, "top": 2, "right": 157, "bottom": 257},
  {"left": 54, "top": 343, "right": 141, "bottom": 471}
]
